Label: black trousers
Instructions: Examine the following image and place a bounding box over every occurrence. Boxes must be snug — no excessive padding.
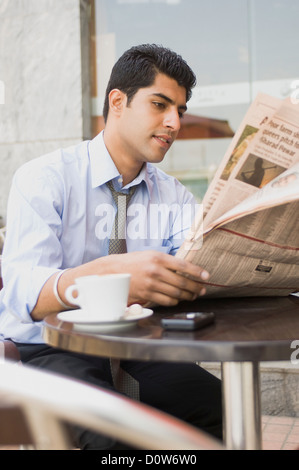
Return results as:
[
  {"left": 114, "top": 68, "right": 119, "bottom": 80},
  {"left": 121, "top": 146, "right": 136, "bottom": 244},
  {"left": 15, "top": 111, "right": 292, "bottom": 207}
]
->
[{"left": 15, "top": 343, "right": 223, "bottom": 450}]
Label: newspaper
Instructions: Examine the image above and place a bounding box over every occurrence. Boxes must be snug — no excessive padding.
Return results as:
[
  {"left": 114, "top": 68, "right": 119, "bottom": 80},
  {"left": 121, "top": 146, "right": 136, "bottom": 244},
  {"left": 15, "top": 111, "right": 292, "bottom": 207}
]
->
[{"left": 177, "top": 93, "right": 299, "bottom": 297}]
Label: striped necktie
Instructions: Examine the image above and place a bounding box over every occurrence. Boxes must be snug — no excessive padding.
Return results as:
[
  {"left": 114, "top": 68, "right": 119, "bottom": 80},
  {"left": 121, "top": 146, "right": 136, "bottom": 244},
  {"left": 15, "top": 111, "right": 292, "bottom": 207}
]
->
[
  {"left": 106, "top": 180, "right": 140, "bottom": 399},
  {"left": 107, "top": 180, "right": 137, "bottom": 254}
]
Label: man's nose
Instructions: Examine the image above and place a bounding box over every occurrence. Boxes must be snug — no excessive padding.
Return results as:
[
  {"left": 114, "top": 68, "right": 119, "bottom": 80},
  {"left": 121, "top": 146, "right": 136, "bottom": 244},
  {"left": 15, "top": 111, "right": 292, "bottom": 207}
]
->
[{"left": 163, "top": 109, "right": 181, "bottom": 132}]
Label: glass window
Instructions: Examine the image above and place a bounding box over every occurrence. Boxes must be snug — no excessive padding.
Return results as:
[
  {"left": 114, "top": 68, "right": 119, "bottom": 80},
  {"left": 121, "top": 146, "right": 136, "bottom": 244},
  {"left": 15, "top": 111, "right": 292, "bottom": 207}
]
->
[{"left": 90, "top": 0, "right": 299, "bottom": 201}]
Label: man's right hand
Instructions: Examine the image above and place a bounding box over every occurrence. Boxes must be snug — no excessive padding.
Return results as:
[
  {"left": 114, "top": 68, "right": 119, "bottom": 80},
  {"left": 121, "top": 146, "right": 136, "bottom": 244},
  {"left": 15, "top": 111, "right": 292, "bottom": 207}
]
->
[
  {"left": 31, "top": 250, "right": 209, "bottom": 320},
  {"left": 106, "top": 251, "right": 209, "bottom": 307}
]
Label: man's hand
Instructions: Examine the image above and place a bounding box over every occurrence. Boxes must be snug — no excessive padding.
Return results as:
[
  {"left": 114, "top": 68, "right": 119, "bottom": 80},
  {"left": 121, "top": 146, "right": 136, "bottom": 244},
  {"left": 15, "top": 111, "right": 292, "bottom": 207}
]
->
[
  {"left": 31, "top": 251, "right": 209, "bottom": 320},
  {"left": 113, "top": 251, "right": 209, "bottom": 307}
]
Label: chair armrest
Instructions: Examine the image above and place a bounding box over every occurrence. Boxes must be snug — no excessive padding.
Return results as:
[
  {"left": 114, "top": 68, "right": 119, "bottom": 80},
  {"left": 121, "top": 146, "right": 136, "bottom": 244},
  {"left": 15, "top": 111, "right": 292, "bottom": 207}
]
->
[{"left": 0, "top": 362, "right": 224, "bottom": 450}]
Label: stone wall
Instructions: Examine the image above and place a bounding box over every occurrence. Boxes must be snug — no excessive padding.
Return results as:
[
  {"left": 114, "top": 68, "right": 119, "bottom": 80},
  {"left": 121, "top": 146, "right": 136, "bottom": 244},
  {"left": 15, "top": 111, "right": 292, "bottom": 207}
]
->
[
  {"left": 201, "top": 361, "right": 299, "bottom": 417},
  {"left": 0, "top": 0, "right": 91, "bottom": 221}
]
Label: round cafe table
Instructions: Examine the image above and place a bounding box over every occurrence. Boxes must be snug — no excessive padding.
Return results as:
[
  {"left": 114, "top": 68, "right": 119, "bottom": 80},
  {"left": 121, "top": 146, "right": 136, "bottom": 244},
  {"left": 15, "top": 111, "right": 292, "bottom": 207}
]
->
[{"left": 43, "top": 295, "right": 299, "bottom": 450}]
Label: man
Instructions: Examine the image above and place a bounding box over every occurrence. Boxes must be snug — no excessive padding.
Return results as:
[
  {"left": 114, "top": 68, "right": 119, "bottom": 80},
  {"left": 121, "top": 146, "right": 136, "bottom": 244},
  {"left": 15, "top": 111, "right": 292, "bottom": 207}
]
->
[{"left": 0, "top": 44, "right": 222, "bottom": 449}]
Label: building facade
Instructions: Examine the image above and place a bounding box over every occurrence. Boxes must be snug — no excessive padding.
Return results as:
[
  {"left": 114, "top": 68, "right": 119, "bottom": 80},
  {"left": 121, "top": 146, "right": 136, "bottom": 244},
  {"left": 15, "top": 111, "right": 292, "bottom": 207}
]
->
[{"left": 0, "top": 0, "right": 298, "bottom": 220}]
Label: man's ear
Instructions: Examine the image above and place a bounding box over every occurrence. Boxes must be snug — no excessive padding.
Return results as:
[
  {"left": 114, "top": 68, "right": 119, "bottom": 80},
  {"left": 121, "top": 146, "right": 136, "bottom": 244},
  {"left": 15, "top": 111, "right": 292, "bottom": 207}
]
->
[{"left": 108, "top": 89, "right": 126, "bottom": 117}]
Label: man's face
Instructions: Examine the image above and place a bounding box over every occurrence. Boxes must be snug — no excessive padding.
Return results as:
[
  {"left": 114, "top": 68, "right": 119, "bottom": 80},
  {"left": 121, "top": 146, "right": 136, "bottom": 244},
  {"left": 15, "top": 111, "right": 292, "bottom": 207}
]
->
[{"left": 116, "top": 73, "right": 187, "bottom": 166}]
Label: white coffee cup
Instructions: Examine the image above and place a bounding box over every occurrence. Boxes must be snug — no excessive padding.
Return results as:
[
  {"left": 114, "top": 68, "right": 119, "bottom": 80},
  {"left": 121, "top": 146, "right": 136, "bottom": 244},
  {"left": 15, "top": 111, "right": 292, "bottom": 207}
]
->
[{"left": 65, "top": 273, "right": 131, "bottom": 321}]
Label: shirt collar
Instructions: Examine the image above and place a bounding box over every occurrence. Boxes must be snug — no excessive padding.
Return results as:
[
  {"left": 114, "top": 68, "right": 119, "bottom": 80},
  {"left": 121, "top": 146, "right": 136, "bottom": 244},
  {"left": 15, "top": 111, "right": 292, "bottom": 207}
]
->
[{"left": 88, "top": 131, "right": 151, "bottom": 194}]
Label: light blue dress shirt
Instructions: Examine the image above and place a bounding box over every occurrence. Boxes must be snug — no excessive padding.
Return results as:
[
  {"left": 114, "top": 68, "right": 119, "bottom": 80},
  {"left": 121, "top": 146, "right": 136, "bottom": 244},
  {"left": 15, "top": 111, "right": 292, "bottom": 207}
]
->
[{"left": 0, "top": 132, "right": 196, "bottom": 344}]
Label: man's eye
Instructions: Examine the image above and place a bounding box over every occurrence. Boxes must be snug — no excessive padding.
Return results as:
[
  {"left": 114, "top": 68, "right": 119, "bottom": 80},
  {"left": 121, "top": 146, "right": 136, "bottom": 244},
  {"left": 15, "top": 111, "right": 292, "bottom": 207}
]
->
[{"left": 153, "top": 101, "right": 165, "bottom": 109}]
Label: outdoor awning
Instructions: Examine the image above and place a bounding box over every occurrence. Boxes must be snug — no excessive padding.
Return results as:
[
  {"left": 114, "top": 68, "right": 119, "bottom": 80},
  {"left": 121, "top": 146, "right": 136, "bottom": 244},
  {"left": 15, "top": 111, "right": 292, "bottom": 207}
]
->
[
  {"left": 177, "top": 114, "right": 235, "bottom": 139},
  {"left": 92, "top": 114, "right": 235, "bottom": 140}
]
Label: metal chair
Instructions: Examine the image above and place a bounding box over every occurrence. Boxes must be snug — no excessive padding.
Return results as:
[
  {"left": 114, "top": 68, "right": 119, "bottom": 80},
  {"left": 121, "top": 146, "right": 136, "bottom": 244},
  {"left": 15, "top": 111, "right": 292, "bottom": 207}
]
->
[
  {"left": 0, "top": 362, "right": 224, "bottom": 450},
  {"left": 0, "top": 341, "right": 30, "bottom": 448},
  {"left": 0, "top": 340, "right": 21, "bottom": 363}
]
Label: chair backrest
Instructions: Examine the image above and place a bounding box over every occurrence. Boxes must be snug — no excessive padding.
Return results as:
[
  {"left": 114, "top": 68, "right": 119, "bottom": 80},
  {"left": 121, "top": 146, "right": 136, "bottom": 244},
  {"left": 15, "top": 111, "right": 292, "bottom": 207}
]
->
[
  {"left": 0, "top": 404, "right": 34, "bottom": 446},
  {"left": 0, "top": 362, "right": 224, "bottom": 450},
  {"left": 0, "top": 340, "right": 21, "bottom": 363},
  {"left": 0, "top": 343, "right": 25, "bottom": 447}
]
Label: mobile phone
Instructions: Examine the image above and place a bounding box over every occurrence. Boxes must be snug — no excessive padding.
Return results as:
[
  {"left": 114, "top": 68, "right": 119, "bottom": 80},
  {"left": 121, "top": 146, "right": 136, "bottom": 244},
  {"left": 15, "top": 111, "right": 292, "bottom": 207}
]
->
[{"left": 161, "top": 312, "right": 215, "bottom": 331}]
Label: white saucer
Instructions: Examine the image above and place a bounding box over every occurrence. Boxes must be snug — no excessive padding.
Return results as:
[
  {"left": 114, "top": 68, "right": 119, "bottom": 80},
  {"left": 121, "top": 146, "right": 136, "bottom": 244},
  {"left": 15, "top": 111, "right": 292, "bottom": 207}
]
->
[{"left": 57, "top": 307, "right": 153, "bottom": 333}]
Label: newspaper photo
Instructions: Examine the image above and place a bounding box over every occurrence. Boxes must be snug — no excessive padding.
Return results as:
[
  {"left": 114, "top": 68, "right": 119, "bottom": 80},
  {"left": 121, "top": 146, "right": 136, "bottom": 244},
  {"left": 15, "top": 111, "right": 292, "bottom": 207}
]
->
[{"left": 177, "top": 93, "right": 299, "bottom": 297}]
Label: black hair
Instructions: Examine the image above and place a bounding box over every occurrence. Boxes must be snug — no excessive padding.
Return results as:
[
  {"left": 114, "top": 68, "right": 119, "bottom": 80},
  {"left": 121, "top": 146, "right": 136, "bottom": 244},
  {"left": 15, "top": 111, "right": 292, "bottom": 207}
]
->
[{"left": 103, "top": 44, "right": 196, "bottom": 122}]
